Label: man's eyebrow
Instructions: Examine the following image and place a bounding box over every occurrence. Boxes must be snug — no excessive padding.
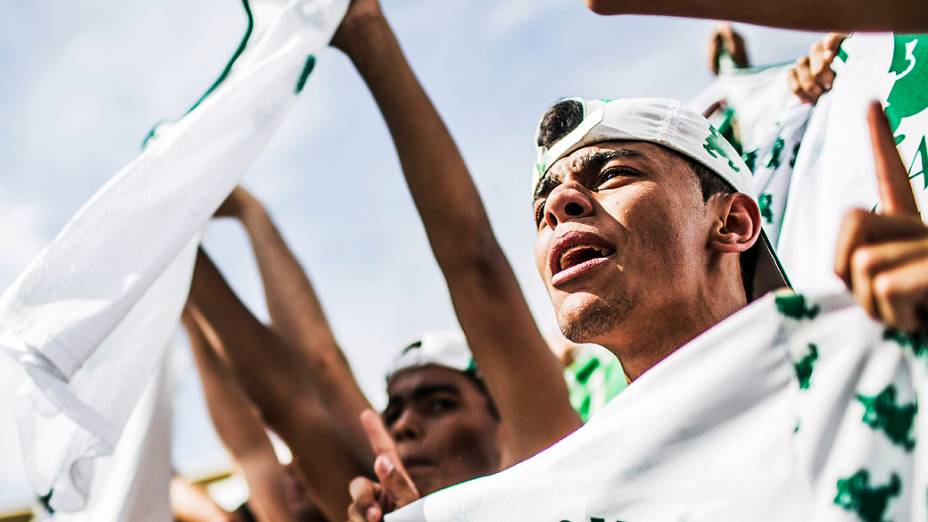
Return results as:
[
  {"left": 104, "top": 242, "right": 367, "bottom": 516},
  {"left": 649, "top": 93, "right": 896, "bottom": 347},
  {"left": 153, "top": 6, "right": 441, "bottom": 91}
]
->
[
  {"left": 533, "top": 148, "right": 645, "bottom": 202},
  {"left": 572, "top": 148, "right": 644, "bottom": 175},
  {"left": 410, "top": 383, "right": 461, "bottom": 401}
]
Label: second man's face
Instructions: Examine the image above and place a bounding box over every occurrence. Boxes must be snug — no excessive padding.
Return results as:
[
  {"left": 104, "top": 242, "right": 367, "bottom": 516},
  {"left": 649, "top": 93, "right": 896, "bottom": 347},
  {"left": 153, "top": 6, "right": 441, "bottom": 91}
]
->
[{"left": 383, "top": 366, "right": 502, "bottom": 496}]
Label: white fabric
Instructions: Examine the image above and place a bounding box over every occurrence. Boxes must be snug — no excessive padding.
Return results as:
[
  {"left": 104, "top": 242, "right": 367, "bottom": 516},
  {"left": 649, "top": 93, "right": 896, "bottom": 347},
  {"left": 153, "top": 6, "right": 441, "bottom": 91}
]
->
[
  {"left": 779, "top": 33, "right": 928, "bottom": 292},
  {"left": 0, "top": 0, "right": 347, "bottom": 512},
  {"left": 691, "top": 65, "right": 813, "bottom": 246},
  {"left": 43, "top": 350, "right": 174, "bottom": 522},
  {"left": 388, "top": 290, "right": 927, "bottom": 521}
]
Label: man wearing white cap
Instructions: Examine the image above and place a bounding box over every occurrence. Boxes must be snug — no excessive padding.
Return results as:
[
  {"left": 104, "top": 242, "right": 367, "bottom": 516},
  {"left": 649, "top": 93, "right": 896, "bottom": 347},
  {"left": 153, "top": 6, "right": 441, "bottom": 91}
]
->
[{"left": 350, "top": 94, "right": 925, "bottom": 520}]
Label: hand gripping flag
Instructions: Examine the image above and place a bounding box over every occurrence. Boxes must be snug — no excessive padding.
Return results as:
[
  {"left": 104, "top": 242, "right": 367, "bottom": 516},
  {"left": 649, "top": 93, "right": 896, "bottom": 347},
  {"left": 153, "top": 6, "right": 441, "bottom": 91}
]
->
[{"left": 0, "top": 0, "right": 347, "bottom": 512}]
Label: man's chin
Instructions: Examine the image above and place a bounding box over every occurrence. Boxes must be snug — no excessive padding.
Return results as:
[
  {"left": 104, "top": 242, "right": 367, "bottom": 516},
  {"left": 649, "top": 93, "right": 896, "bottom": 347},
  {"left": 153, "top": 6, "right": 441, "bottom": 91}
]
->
[{"left": 555, "top": 292, "right": 621, "bottom": 344}]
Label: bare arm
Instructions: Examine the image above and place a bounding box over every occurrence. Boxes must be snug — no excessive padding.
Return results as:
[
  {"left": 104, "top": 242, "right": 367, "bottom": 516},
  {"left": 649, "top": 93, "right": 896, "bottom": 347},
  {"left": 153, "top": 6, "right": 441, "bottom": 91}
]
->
[
  {"left": 333, "top": 2, "right": 581, "bottom": 465},
  {"left": 170, "top": 476, "right": 237, "bottom": 522},
  {"left": 585, "top": 0, "right": 928, "bottom": 32},
  {"left": 188, "top": 248, "right": 368, "bottom": 522},
  {"left": 216, "top": 188, "right": 372, "bottom": 460},
  {"left": 182, "top": 306, "right": 297, "bottom": 522}
]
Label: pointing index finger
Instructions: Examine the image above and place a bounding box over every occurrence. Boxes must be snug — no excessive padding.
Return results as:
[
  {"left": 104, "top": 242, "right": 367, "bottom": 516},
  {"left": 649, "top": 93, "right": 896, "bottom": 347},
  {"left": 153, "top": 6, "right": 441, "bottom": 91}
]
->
[{"left": 869, "top": 101, "right": 919, "bottom": 216}]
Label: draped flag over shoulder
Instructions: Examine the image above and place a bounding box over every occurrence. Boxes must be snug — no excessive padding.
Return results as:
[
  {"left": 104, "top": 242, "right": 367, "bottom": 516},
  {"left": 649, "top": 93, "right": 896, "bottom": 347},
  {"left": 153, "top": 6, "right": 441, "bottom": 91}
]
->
[
  {"left": 387, "top": 290, "right": 928, "bottom": 522},
  {"left": 690, "top": 62, "right": 812, "bottom": 247},
  {"left": 779, "top": 33, "right": 928, "bottom": 292},
  {"left": 0, "top": 0, "right": 347, "bottom": 512}
]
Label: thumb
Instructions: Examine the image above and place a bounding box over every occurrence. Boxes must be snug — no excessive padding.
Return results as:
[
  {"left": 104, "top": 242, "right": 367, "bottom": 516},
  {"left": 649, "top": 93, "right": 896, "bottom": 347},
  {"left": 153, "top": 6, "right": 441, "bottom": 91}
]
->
[
  {"left": 374, "top": 455, "right": 420, "bottom": 507},
  {"left": 868, "top": 101, "right": 919, "bottom": 216}
]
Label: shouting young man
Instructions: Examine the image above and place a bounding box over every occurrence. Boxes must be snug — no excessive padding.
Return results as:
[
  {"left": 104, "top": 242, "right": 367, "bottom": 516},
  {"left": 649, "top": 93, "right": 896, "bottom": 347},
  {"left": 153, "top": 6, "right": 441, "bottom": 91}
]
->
[{"left": 353, "top": 98, "right": 927, "bottom": 521}]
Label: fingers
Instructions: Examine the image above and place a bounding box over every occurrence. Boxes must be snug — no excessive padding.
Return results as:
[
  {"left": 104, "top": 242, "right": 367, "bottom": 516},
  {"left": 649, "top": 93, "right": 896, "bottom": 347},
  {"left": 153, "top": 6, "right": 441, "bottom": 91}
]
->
[
  {"left": 787, "top": 67, "right": 813, "bottom": 104},
  {"left": 822, "top": 32, "right": 848, "bottom": 54},
  {"left": 834, "top": 209, "right": 927, "bottom": 285},
  {"left": 808, "top": 40, "right": 835, "bottom": 91},
  {"left": 871, "top": 257, "right": 928, "bottom": 332},
  {"left": 793, "top": 56, "right": 823, "bottom": 101},
  {"left": 868, "top": 101, "right": 920, "bottom": 216},
  {"left": 374, "top": 455, "right": 420, "bottom": 506},
  {"left": 849, "top": 237, "right": 928, "bottom": 319},
  {"left": 348, "top": 477, "right": 383, "bottom": 522},
  {"left": 360, "top": 409, "right": 398, "bottom": 457}
]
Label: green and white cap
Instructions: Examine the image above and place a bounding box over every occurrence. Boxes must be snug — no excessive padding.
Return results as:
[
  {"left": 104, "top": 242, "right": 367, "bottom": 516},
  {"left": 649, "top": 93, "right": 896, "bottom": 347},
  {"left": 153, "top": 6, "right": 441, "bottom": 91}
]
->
[
  {"left": 387, "top": 330, "right": 479, "bottom": 381},
  {"left": 533, "top": 97, "right": 789, "bottom": 299}
]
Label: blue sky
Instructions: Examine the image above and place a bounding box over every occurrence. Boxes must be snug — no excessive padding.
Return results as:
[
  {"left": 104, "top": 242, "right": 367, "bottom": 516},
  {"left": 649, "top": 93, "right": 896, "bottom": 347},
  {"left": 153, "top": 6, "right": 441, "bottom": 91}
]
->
[{"left": 0, "top": 0, "right": 824, "bottom": 510}]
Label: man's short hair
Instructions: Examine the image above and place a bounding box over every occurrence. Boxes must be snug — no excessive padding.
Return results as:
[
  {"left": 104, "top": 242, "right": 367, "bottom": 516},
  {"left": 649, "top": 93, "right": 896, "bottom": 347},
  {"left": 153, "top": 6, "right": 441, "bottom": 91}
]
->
[{"left": 536, "top": 99, "right": 755, "bottom": 298}]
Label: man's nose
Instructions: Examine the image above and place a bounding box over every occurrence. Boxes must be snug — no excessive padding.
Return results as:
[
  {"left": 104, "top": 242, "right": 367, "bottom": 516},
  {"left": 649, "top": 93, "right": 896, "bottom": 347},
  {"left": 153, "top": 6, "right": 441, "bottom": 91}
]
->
[
  {"left": 544, "top": 184, "right": 594, "bottom": 229},
  {"left": 390, "top": 409, "right": 422, "bottom": 443}
]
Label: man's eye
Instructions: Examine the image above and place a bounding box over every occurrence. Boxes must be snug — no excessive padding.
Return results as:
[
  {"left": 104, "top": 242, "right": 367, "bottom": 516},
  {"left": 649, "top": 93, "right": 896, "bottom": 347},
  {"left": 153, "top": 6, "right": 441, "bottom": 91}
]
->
[
  {"left": 427, "top": 398, "right": 457, "bottom": 414},
  {"left": 597, "top": 167, "right": 637, "bottom": 187}
]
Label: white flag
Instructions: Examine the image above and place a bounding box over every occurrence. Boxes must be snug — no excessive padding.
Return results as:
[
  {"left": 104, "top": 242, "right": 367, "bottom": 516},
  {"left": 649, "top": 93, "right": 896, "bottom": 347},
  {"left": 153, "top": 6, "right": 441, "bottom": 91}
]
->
[
  {"left": 779, "top": 33, "right": 928, "bottom": 292},
  {"left": 691, "top": 63, "right": 813, "bottom": 247},
  {"left": 388, "top": 290, "right": 927, "bottom": 522},
  {"left": 0, "top": 0, "right": 347, "bottom": 512}
]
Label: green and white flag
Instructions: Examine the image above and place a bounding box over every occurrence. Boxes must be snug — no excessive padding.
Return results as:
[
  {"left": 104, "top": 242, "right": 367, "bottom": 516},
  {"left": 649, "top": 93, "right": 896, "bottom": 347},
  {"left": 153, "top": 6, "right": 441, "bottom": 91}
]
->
[
  {"left": 388, "top": 290, "right": 927, "bottom": 521},
  {"left": 691, "top": 63, "right": 812, "bottom": 247},
  {"left": 0, "top": 0, "right": 346, "bottom": 513},
  {"left": 779, "top": 34, "right": 928, "bottom": 292}
]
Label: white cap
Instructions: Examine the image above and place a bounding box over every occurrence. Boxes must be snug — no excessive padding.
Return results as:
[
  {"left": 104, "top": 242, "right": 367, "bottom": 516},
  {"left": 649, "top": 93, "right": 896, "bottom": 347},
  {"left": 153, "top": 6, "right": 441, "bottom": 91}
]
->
[
  {"left": 386, "top": 330, "right": 478, "bottom": 381},
  {"left": 533, "top": 97, "right": 789, "bottom": 299}
]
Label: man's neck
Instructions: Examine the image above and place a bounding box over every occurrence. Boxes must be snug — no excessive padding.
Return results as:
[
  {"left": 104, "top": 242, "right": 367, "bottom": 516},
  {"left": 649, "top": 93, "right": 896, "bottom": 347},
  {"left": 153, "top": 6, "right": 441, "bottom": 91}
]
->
[{"left": 605, "top": 280, "right": 748, "bottom": 382}]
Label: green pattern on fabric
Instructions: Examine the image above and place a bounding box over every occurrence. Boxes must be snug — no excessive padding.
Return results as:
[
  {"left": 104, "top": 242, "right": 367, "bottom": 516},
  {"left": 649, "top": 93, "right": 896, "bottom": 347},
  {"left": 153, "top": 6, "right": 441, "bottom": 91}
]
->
[
  {"left": 717, "top": 105, "right": 743, "bottom": 154},
  {"left": 836, "top": 46, "right": 849, "bottom": 63},
  {"left": 834, "top": 470, "right": 901, "bottom": 522},
  {"left": 187, "top": 0, "right": 255, "bottom": 114},
  {"left": 759, "top": 193, "right": 774, "bottom": 224},
  {"left": 142, "top": 0, "right": 255, "bottom": 149},
  {"left": 703, "top": 125, "right": 741, "bottom": 172},
  {"left": 794, "top": 343, "right": 818, "bottom": 390},
  {"left": 564, "top": 351, "right": 626, "bottom": 423},
  {"left": 775, "top": 293, "right": 820, "bottom": 320},
  {"left": 764, "top": 136, "right": 785, "bottom": 169},
  {"left": 742, "top": 148, "right": 758, "bottom": 173},
  {"left": 884, "top": 328, "right": 928, "bottom": 361},
  {"left": 857, "top": 384, "right": 918, "bottom": 451},
  {"left": 789, "top": 141, "right": 801, "bottom": 168},
  {"left": 907, "top": 135, "right": 928, "bottom": 190},
  {"left": 886, "top": 35, "right": 928, "bottom": 145},
  {"left": 295, "top": 55, "right": 316, "bottom": 93}
]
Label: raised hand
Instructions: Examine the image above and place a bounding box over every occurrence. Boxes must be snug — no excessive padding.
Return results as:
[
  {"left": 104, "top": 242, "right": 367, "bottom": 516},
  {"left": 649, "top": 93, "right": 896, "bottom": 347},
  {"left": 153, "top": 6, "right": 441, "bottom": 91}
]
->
[
  {"left": 787, "top": 33, "right": 847, "bottom": 104},
  {"left": 346, "top": 410, "right": 420, "bottom": 522},
  {"left": 834, "top": 102, "right": 928, "bottom": 332},
  {"left": 707, "top": 23, "right": 749, "bottom": 75}
]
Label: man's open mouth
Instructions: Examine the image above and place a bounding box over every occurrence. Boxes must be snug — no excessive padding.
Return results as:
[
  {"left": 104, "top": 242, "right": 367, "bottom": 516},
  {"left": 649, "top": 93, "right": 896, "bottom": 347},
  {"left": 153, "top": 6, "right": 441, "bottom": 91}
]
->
[{"left": 548, "top": 231, "right": 616, "bottom": 286}]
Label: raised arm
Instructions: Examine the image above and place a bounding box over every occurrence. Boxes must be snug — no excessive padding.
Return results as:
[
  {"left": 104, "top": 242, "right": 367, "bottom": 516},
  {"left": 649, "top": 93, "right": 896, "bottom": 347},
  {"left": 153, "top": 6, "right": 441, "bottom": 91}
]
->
[
  {"left": 187, "top": 248, "right": 368, "bottom": 522},
  {"left": 332, "top": 0, "right": 581, "bottom": 465},
  {"left": 182, "top": 305, "right": 298, "bottom": 522},
  {"left": 584, "top": 0, "right": 928, "bottom": 32},
  {"left": 215, "top": 187, "right": 372, "bottom": 459}
]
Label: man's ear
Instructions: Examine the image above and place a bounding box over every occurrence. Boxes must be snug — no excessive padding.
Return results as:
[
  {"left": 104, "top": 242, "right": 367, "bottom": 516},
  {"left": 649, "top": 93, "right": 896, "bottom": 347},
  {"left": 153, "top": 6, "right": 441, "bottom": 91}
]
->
[{"left": 709, "top": 192, "right": 762, "bottom": 254}]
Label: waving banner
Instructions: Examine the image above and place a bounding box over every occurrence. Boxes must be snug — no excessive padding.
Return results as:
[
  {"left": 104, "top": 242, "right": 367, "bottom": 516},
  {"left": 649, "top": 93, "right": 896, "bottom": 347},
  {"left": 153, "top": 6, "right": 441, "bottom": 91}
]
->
[
  {"left": 0, "top": 0, "right": 347, "bottom": 512},
  {"left": 388, "top": 290, "right": 927, "bottom": 522}
]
